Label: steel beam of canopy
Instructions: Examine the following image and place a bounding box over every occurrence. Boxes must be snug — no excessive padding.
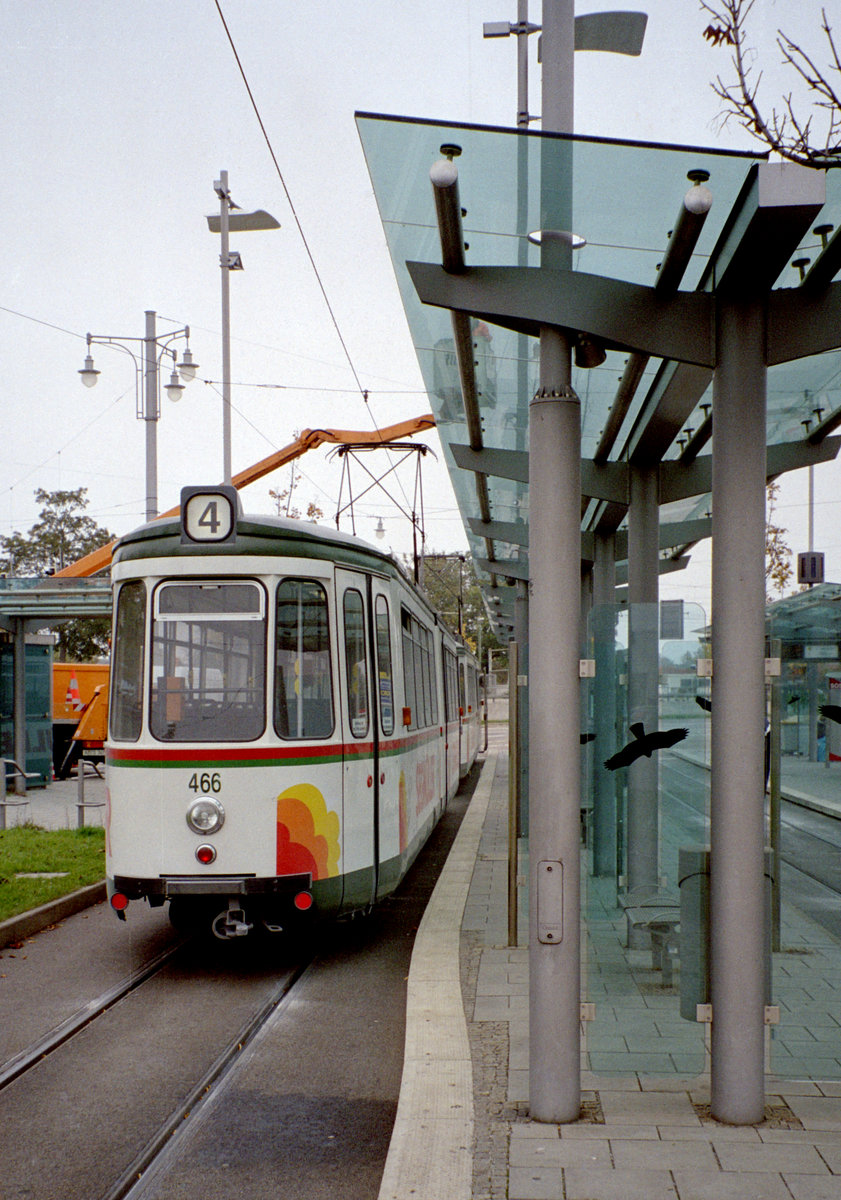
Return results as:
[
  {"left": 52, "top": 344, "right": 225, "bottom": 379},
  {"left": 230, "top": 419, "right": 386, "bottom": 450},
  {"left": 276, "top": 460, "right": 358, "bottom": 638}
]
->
[
  {"left": 475, "top": 556, "right": 529, "bottom": 582},
  {"left": 407, "top": 261, "right": 715, "bottom": 367},
  {"left": 429, "top": 156, "right": 497, "bottom": 577},
  {"left": 594, "top": 174, "right": 712, "bottom": 463},
  {"left": 620, "top": 163, "right": 824, "bottom": 471},
  {"left": 658, "top": 436, "right": 841, "bottom": 505},
  {"left": 449, "top": 443, "right": 629, "bottom": 504},
  {"left": 612, "top": 516, "right": 712, "bottom": 560},
  {"left": 467, "top": 517, "right": 529, "bottom": 548},
  {"left": 768, "top": 282, "right": 841, "bottom": 364}
]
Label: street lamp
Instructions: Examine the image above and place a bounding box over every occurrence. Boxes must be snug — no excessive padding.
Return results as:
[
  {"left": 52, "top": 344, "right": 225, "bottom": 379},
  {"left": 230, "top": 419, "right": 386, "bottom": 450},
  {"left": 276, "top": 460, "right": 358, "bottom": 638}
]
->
[
  {"left": 206, "top": 170, "right": 280, "bottom": 485},
  {"left": 79, "top": 311, "right": 198, "bottom": 521}
]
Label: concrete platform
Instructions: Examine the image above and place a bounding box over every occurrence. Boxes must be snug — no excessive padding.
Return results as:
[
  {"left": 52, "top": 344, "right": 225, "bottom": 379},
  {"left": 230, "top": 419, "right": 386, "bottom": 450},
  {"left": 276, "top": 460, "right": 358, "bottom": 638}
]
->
[{"left": 380, "top": 738, "right": 841, "bottom": 1200}]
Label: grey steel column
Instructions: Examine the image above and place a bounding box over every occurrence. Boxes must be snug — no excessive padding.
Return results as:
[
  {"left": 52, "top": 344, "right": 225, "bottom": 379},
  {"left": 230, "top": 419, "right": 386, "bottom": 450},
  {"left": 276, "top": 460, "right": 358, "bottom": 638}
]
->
[
  {"left": 13, "top": 618, "right": 26, "bottom": 796},
  {"left": 514, "top": 581, "right": 529, "bottom": 836},
  {"left": 626, "top": 467, "right": 660, "bottom": 901},
  {"left": 592, "top": 533, "right": 617, "bottom": 877},
  {"left": 528, "top": 0, "right": 579, "bottom": 1125},
  {"left": 710, "top": 295, "right": 767, "bottom": 1125},
  {"left": 143, "top": 310, "right": 158, "bottom": 522},
  {"left": 219, "top": 170, "right": 233, "bottom": 486}
]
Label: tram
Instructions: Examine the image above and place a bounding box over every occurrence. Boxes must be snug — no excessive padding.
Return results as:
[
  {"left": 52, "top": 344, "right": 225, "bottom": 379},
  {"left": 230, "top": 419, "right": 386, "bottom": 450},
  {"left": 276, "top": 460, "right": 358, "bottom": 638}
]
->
[{"left": 105, "top": 486, "right": 480, "bottom": 939}]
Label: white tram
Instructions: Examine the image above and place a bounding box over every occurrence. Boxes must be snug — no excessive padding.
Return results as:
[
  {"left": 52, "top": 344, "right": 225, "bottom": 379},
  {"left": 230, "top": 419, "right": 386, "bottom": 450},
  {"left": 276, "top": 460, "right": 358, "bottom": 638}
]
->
[{"left": 105, "top": 486, "right": 480, "bottom": 939}]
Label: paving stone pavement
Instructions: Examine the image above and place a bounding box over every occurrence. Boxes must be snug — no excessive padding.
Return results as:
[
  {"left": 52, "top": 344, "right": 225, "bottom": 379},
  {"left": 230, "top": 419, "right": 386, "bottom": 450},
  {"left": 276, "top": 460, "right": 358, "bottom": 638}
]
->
[{"left": 454, "top": 748, "right": 841, "bottom": 1200}]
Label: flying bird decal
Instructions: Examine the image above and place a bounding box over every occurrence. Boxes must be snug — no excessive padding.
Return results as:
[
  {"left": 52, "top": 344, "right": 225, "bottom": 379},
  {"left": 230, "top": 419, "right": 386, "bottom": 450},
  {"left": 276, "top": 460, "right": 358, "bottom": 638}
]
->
[
  {"left": 820, "top": 704, "right": 841, "bottom": 725},
  {"left": 604, "top": 722, "right": 688, "bottom": 771}
]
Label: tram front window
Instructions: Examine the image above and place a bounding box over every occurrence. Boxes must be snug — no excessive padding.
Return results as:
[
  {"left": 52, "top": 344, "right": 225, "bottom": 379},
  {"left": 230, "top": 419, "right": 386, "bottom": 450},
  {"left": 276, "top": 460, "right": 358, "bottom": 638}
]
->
[
  {"left": 275, "top": 579, "right": 333, "bottom": 739},
  {"left": 150, "top": 581, "right": 266, "bottom": 742}
]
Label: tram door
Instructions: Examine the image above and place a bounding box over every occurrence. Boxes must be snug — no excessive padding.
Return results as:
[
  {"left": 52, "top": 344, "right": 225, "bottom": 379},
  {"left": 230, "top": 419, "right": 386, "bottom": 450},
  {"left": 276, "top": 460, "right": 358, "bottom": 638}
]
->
[{"left": 335, "top": 569, "right": 381, "bottom": 909}]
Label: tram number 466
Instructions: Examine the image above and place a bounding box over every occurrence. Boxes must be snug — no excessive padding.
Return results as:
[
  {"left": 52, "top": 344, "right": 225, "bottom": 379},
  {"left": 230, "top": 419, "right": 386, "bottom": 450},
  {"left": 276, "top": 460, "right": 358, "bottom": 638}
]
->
[{"left": 189, "top": 772, "right": 222, "bottom": 794}]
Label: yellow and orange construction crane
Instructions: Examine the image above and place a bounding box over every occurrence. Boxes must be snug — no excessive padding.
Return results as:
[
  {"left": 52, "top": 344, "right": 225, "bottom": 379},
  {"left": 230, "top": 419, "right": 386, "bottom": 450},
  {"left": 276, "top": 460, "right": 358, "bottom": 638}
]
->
[{"left": 55, "top": 413, "right": 435, "bottom": 578}]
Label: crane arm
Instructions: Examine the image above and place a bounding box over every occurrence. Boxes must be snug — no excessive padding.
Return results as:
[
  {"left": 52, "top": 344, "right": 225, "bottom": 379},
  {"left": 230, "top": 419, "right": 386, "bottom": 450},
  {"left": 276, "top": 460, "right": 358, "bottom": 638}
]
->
[{"left": 54, "top": 413, "right": 436, "bottom": 578}]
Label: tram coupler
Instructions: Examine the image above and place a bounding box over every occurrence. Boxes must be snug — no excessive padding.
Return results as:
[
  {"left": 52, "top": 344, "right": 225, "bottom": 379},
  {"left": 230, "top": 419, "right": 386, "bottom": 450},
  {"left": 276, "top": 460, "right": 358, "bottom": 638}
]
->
[{"left": 212, "top": 901, "right": 253, "bottom": 940}]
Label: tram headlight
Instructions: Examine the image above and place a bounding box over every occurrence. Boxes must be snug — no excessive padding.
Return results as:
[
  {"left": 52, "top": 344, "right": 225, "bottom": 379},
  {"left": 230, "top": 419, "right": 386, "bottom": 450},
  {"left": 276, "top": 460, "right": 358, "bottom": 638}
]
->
[{"left": 186, "top": 798, "right": 225, "bottom": 835}]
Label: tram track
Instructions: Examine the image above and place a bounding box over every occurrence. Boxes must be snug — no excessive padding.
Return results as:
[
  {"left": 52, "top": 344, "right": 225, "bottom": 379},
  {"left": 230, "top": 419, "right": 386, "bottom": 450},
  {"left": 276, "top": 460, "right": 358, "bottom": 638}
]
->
[
  {"left": 0, "top": 933, "right": 314, "bottom": 1200},
  {"left": 0, "top": 939, "right": 185, "bottom": 1093},
  {"left": 101, "top": 955, "right": 312, "bottom": 1200}
]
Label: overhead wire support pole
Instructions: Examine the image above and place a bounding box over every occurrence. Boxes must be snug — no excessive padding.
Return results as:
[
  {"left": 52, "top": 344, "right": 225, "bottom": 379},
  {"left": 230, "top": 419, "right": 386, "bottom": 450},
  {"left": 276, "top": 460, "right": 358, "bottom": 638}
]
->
[
  {"left": 143, "top": 310, "right": 159, "bottom": 521},
  {"left": 528, "top": 0, "right": 580, "bottom": 1124},
  {"left": 216, "top": 170, "right": 234, "bottom": 487}
]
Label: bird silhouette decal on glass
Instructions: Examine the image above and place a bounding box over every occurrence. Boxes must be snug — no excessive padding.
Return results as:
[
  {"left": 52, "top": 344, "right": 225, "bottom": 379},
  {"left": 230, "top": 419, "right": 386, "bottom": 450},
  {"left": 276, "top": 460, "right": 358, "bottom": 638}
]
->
[
  {"left": 695, "top": 695, "right": 712, "bottom": 713},
  {"left": 604, "top": 722, "right": 688, "bottom": 770},
  {"left": 820, "top": 704, "right": 841, "bottom": 725}
]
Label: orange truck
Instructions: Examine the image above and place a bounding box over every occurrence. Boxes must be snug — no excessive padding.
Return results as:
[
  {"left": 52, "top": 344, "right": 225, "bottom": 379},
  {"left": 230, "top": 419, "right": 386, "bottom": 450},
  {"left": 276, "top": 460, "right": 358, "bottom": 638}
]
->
[{"left": 52, "top": 663, "right": 109, "bottom": 778}]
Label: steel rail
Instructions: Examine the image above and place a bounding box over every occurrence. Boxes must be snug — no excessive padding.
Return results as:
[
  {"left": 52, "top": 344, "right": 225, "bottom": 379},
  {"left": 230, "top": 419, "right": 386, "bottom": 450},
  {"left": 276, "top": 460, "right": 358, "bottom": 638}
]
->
[
  {"left": 102, "top": 957, "right": 313, "bottom": 1200},
  {"left": 0, "top": 939, "right": 185, "bottom": 1092}
]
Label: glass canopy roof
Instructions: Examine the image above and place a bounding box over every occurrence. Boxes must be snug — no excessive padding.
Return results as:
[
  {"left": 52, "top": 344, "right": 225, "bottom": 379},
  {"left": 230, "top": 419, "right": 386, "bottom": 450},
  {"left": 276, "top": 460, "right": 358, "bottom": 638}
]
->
[{"left": 357, "top": 114, "right": 841, "bottom": 614}]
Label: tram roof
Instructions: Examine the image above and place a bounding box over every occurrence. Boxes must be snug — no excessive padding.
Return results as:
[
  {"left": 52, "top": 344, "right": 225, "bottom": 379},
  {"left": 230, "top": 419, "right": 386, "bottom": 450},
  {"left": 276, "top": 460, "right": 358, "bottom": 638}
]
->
[
  {"left": 356, "top": 113, "right": 841, "bottom": 634},
  {"left": 113, "top": 512, "right": 400, "bottom": 574}
]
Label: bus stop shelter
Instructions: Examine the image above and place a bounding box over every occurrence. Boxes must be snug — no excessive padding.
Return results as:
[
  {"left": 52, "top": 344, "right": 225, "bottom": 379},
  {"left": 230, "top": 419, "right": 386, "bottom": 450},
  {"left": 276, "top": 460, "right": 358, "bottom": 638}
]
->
[{"left": 357, "top": 108, "right": 841, "bottom": 1124}]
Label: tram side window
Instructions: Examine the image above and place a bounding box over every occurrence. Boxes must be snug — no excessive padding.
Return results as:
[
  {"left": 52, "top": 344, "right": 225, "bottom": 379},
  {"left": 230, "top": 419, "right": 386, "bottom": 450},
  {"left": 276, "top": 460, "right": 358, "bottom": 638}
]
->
[
  {"left": 375, "top": 596, "right": 395, "bottom": 736},
  {"left": 444, "top": 650, "right": 458, "bottom": 723},
  {"left": 467, "top": 665, "right": 478, "bottom": 712},
  {"left": 401, "top": 608, "right": 436, "bottom": 730},
  {"left": 150, "top": 581, "right": 266, "bottom": 742},
  {"left": 275, "top": 580, "right": 333, "bottom": 739},
  {"left": 343, "top": 589, "right": 369, "bottom": 738},
  {"left": 111, "top": 580, "right": 146, "bottom": 742}
]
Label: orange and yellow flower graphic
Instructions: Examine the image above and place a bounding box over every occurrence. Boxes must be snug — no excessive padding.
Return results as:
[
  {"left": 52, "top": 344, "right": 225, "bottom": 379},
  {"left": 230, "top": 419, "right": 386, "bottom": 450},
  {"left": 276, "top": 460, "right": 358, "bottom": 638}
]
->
[{"left": 276, "top": 783, "right": 340, "bottom": 880}]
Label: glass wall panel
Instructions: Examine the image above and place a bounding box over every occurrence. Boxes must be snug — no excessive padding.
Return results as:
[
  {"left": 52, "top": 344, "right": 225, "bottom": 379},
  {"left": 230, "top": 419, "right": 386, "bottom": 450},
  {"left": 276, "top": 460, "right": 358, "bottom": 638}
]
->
[
  {"left": 582, "top": 599, "right": 709, "bottom": 1077},
  {"left": 767, "top": 595, "right": 841, "bottom": 1078}
]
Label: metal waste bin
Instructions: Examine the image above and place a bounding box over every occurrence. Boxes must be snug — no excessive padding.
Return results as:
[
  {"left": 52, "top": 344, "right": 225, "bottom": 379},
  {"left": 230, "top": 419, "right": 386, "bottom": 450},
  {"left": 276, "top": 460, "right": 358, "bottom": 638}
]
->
[{"left": 678, "top": 845, "right": 773, "bottom": 1022}]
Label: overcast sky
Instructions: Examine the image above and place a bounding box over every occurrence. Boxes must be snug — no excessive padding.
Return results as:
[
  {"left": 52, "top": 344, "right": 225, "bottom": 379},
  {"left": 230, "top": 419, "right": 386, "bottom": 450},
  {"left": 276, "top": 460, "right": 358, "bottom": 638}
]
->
[{"left": 2, "top": 0, "right": 835, "bottom": 613}]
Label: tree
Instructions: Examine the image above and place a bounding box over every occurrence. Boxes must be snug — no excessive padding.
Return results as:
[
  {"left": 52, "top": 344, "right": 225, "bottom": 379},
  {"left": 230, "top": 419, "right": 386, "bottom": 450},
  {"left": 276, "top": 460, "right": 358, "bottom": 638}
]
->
[
  {"left": 268, "top": 461, "right": 324, "bottom": 522},
  {"left": 702, "top": 0, "right": 841, "bottom": 167},
  {"left": 419, "top": 551, "right": 505, "bottom": 660},
  {"left": 766, "top": 481, "right": 793, "bottom": 600},
  {"left": 0, "top": 488, "right": 114, "bottom": 660}
]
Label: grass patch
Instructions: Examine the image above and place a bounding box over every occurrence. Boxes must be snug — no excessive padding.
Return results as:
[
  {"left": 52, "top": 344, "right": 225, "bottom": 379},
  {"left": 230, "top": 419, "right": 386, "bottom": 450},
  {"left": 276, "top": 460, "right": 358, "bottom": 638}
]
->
[{"left": 0, "top": 825, "right": 105, "bottom": 923}]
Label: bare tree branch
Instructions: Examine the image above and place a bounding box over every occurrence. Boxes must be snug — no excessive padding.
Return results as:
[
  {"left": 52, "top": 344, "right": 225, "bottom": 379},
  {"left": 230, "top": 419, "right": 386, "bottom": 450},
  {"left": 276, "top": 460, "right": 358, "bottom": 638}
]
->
[{"left": 701, "top": 0, "right": 841, "bottom": 167}]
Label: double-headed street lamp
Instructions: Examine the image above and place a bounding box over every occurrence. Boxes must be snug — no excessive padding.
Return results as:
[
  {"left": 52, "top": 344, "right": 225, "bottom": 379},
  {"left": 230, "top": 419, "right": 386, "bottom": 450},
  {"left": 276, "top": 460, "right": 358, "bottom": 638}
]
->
[
  {"left": 79, "top": 311, "right": 198, "bottom": 521},
  {"left": 206, "top": 170, "right": 280, "bottom": 485}
]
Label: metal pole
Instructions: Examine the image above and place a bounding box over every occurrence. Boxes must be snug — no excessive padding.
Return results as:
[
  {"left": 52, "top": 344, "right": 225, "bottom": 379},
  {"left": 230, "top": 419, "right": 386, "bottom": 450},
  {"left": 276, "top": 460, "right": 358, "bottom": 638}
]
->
[
  {"left": 592, "top": 533, "right": 618, "bottom": 877},
  {"left": 517, "top": 0, "right": 530, "bottom": 127},
  {"left": 528, "top": 0, "right": 579, "bottom": 1125},
  {"left": 13, "top": 618, "right": 27, "bottom": 796},
  {"left": 143, "top": 310, "right": 158, "bottom": 521},
  {"left": 710, "top": 294, "right": 767, "bottom": 1125},
  {"left": 769, "top": 637, "right": 782, "bottom": 952},
  {"left": 626, "top": 467, "right": 660, "bottom": 908},
  {"left": 508, "top": 639, "right": 520, "bottom": 947},
  {"left": 514, "top": 580, "right": 529, "bottom": 836},
  {"left": 218, "top": 170, "right": 233, "bottom": 486}
]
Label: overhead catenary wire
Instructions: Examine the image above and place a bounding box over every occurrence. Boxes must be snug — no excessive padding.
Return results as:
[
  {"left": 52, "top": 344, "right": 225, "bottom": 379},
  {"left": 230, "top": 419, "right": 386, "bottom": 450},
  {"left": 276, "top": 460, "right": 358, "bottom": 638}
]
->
[
  {"left": 213, "top": 0, "right": 369, "bottom": 413},
  {"left": 212, "top": 0, "right": 418, "bottom": 521}
]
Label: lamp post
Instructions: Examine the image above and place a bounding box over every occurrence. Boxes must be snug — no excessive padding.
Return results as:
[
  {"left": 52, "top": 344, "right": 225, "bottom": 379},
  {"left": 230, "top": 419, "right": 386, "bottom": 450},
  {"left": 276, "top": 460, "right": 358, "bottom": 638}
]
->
[
  {"left": 79, "top": 311, "right": 198, "bottom": 521},
  {"left": 206, "top": 171, "right": 280, "bottom": 485}
]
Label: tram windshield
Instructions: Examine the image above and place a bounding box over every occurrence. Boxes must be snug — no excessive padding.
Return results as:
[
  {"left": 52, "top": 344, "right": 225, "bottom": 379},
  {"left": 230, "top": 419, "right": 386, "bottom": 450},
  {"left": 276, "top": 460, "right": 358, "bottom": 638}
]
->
[{"left": 150, "top": 581, "right": 266, "bottom": 742}]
